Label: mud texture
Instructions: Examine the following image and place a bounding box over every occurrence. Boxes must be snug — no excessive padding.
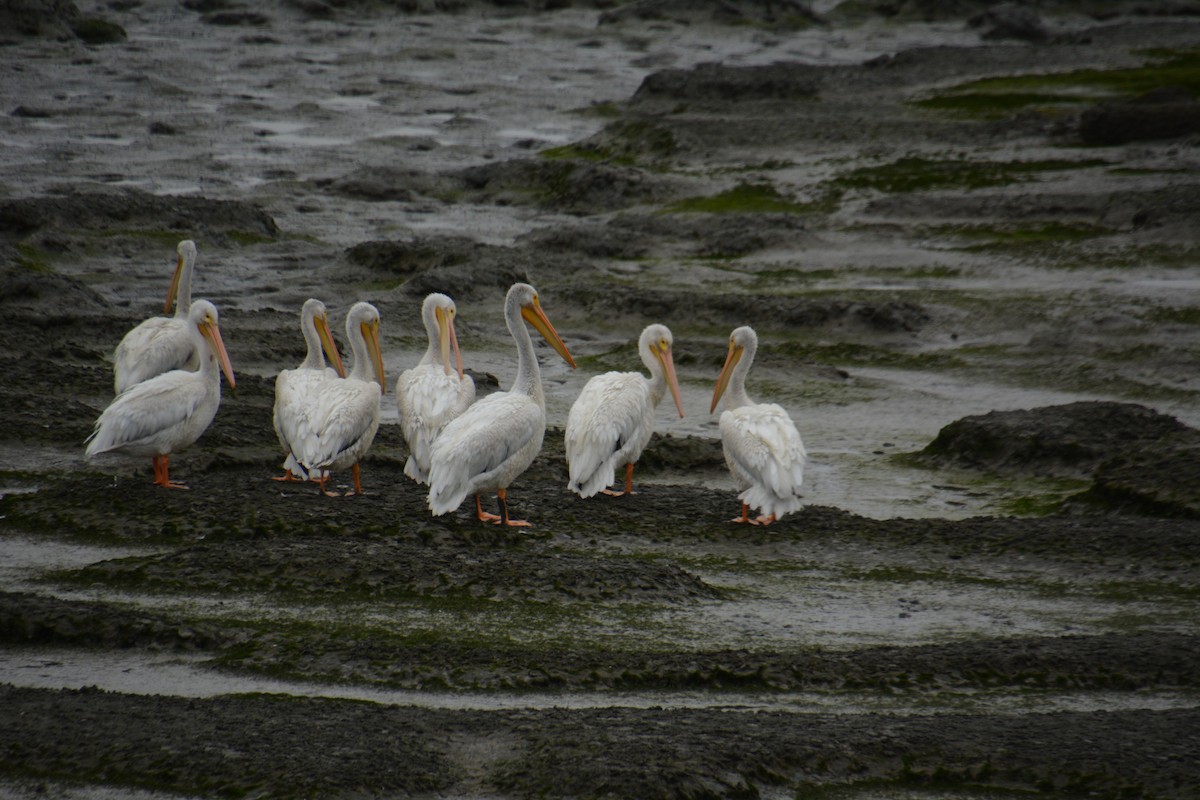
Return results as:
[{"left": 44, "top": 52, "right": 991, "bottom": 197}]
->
[{"left": 2, "top": 0, "right": 1200, "bottom": 798}]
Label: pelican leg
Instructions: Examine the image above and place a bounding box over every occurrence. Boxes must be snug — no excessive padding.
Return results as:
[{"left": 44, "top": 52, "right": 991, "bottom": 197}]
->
[
  {"left": 731, "top": 502, "right": 753, "bottom": 524},
  {"left": 601, "top": 463, "right": 637, "bottom": 497},
  {"left": 496, "top": 488, "right": 532, "bottom": 528},
  {"left": 343, "top": 464, "right": 365, "bottom": 497},
  {"left": 754, "top": 513, "right": 777, "bottom": 526},
  {"left": 153, "top": 455, "right": 189, "bottom": 490},
  {"left": 317, "top": 472, "right": 340, "bottom": 498},
  {"left": 475, "top": 495, "right": 502, "bottom": 524}
]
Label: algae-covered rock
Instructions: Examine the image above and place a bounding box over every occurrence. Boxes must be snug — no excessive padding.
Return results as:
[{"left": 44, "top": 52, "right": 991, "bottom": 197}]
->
[
  {"left": 1065, "top": 439, "right": 1200, "bottom": 519},
  {"left": 920, "top": 401, "right": 1190, "bottom": 478},
  {"left": 921, "top": 401, "right": 1200, "bottom": 519}
]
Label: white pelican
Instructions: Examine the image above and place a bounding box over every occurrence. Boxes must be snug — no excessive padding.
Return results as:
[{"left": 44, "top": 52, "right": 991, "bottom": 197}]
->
[
  {"left": 113, "top": 240, "right": 200, "bottom": 395},
  {"left": 85, "top": 299, "right": 236, "bottom": 489},
  {"left": 427, "top": 282, "right": 576, "bottom": 526},
  {"left": 565, "top": 323, "right": 684, "bottom": 498},
  {"left": 710, "top": 326, "right": 806, "bottom": 525},
  {"left": 296, "top": 301, "right": 386, "bottom": 497},
  {"left": 396, "top": 293, "right": 475, "bottom": 485},
  {"left": 272, "top": 298, "right": 346, "bottom": 482}
]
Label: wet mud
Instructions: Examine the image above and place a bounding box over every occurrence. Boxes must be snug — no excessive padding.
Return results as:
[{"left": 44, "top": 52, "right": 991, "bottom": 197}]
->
[{"left": 2, "top": 0, "right": 1200, "bottom": 798}]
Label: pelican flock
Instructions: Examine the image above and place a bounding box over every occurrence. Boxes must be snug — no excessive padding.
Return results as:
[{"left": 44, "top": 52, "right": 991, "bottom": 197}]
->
[
  {"left": 427, "top": 282, "right": 575, "bottom": 526},
  {"left": 565, "top": 323, "right": 684, "bottom": 498},
  {"left": 710, "top": 326, "right": 807, "bottom": 525},
  {"left": 396, "top": 292, "right": 475, "bottom": 485},
  {"left": 272, "top": 298, "right": 346, "bottom": 483},
  {"left": 91, "top": 242, "right": 813, "bottom": 526},
  {"left": 294, "top": 301, "right": 386, "bottom": 497},
  {"left": 86, "top": 299, "right": 236, "bottom": 489},
  {"left": 112, "top": 239, "right": 200, "bottom": 395}
]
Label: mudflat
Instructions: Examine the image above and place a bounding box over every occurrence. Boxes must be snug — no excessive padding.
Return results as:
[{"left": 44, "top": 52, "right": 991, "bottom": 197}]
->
[{"left": 1, "top": 1, "right": 1199, "bottom": 798}]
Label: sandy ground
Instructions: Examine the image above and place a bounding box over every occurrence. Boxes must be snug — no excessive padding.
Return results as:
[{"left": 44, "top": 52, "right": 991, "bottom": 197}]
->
[{"left": 1, "top": 1, "right": 1199, "bottom": 798}]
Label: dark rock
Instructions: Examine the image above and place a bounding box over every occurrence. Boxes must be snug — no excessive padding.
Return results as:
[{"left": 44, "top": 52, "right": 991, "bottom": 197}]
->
[
  {"left": 1065, "top": 439, "right": 1200, "bottom": 519},
  {"left": 1080, "top": 86, "right": 1200, "bottom": 145},
  {"left": 968, "top": 2, "right": 1049, "bottom": 41},
  {"left": 633, "top": 61, "right": 820, "bottom": 103},
  {"left": 70, "top": 15, "right": 126, "bottom": 43},
  {"left": 339, "top": 236, "right": 533, "bottom": 301},
  {"left": 598, "top": 0, "right": 823, "bottom": 28},
  {"left": 920, "top": 401, "right": 1191, "bottom": 477},
  {"left": 455, "top": 158, "right": 683, "bottom": 214},
  {"left": 181, "top": 0, "right": 235, "bottom": 10},
  {"left": 201, "top": 10, "right": 270, "bottom": 25},
  {"left": 343, "top": 237, "right": 472, "bottom": 277},
  {"left": 0, "top": 264, "right": 109, "bottom": 310},
  {"left": 325, "top": 166, "right": 448, "bottom": 202},
  {"left": 0, "top": 0, "right": 81, "bottom": 38},
  {"left": 0, "top": 188, "right": 279, "bottom": 243},
  {"left": 12, "top": 105, "right": 54, "bottom": 118}
]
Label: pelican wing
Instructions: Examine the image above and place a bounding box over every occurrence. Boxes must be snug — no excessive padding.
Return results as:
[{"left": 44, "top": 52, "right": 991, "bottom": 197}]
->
[
  {"left": 113, "top": 317, "right": 199, "bottom": 394},
  {"left": 302, "top": 378, "right": 382, "bottom": 471},
  {"left": 719, "top": 403, "right": 807, "bottom": 518},
  {"left": 565, "top": 371, "right": 653, "bottom": 497},
  {"left": 427, "top": 391, "right": 544, "bottom": 514},
  {"left": 87, "top": 370, "right": 210, "bottom": 456},
  {"left": 397, "top": 364, "right": 476, "bottom": 482},
  {"left": 274, "top": 368, "right": 339, "bottom": 477}
]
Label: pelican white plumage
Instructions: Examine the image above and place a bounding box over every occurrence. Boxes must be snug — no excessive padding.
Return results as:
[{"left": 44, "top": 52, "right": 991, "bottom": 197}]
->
[
  {"left": 296, "top": 301, "right": 386, "bottom": 496},
  {"left": 396, "top": 293, "right": 475, "bottom": 485},
  {"left": 113, "top": 240, "right": 200, "bottom": 395},
  {"left": 710, "top": 326, "right": 806, "bottom": 525},
  {"left": 565, "top": 323, "right": 684, "bottom": 498},
  {"left": 86, "top": 299, "right": 236, "bottom": 489},
  {"left": 427, "top": 282, "right": 576, "bottom": 526},
  {"left": 272, "top": 298, "right": 346, "bottom": 482}
]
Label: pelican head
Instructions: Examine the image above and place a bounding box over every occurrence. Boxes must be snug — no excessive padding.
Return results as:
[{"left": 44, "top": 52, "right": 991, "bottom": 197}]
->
[
  {"left": 191, "top": 299, "right": 236, "bottom": 390},
  {"left": 165, "top": 239, "right": 197, "bottom": 314},
  {"left": 347, "top": 301, "right": 386, "bottom": 391},
  {"left": 426, "top": 293, "right": 464, "bottom": 379},
  {"left": 511, "top": 283, "right": 576, "bottom": 369},
  {"left": 710, "top": 325, "right": 756, "bottom": 414},
  {"left": 303, "top": 298, "right": 345, "bottom": 378},
  {"left": 641, "top": 323, "right": 684, "bottom": 418}
]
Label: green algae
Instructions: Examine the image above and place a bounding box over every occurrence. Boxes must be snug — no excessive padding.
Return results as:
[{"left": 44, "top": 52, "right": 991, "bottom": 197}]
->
[{"left": 912, "top": 49, "right": 1200, "bottom": 119}]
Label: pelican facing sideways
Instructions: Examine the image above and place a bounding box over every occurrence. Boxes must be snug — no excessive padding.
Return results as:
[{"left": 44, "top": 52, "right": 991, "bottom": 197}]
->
[
  {"left": 427, "top": 282, "right": 576, "bottom": 526},
  {"left": 297, "top": 301, "right": 386, "bottom": 497},
  {"left": 113, "top": 240, "right": 200, "bottom": 395},
  {"left": 565, "top": 323, "right": 684, "bottom": 498},
  {"left": 86, "top": 299, "right": 236, "bottom": 489},
  {"left": 273, "top": 298, "right": 346, "bottom": 482},
  {"left": 710, "top": 326, "right": 806, "bottom": 525},
  {"left": 396, "top": 293, "right": 475, "bottom": 484}
]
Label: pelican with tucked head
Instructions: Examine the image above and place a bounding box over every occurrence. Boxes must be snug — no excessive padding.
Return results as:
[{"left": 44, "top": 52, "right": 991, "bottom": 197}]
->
[
  {"left": 427, "top": 282, "right": 575, "bottom": 526},
  {"left": 113, "top": 239, "right": 200, "bottom": 395},
  {"left": 86, "top": 299, "right": 236, "bottom": 489},
  {"left": 565, "top": 323, "right": 684, "bottom": 498},
  {"left": 396, "top": 293, "right": 475, "bottom": 485},
  {"left": 273, "top": 298, "right": 346, "bottom": 482},
  {"left": 297, "top": 301, "right": 386, "bottom": 497},
  {"left": 710, "top": 326, "right": 806, "bottom": 525}
]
